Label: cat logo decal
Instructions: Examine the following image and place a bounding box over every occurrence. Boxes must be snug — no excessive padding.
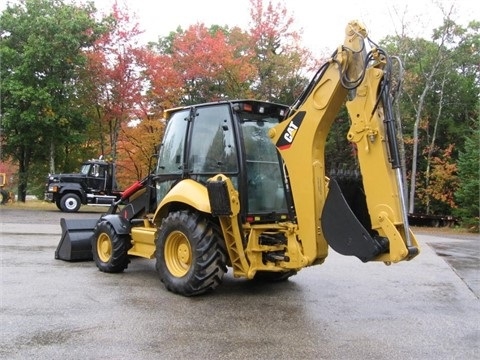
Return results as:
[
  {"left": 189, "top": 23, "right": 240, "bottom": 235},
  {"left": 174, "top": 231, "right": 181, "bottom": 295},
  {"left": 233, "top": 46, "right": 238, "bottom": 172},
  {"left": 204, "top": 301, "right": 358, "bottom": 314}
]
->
[{"left": 276, "top": 112, "right": 305, "bottom": 150}]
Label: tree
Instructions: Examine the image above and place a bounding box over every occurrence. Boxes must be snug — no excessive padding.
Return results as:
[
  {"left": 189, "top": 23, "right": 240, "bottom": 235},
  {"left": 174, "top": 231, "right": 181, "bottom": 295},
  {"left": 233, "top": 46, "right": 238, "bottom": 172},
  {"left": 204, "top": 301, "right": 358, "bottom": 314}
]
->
[
  {"left": 115, "top": 117, "right": 165, "bottom": 187},
  {"left": 247, "top": 0, "right": 317, "bottom": 104},
  {"left": 381, "top": 16, "right": 479, "bottom": 215},
  {"left": 418, "top": 143, "right": 458, "bottom": 214},
  {"left": 0, "top": 0, "right": 108, "bottom": 201},
  {"left": 136, "top": 46, "right": 183, "bottom": 112},
  {"left": 81, "top": 1, "right": 144, "bottom": 162},
  {"left": 166, "top": 24, "right": 257, "bottom": 104},
  {"left": 148, "top": 0, "right": 319, "bottom": 107},
  {"left": 454, "top": 126, "right": 480, "bottom": 231}
]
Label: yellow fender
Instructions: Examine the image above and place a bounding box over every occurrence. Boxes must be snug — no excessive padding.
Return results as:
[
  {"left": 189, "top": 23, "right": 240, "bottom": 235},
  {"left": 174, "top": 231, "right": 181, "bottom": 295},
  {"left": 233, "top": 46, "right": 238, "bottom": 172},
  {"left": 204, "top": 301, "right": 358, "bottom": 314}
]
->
[
  {"left": 154, "top": 179, "right": 211, "bottom": 222},
  {"left": 128, "top": 180, "right": 211, "bottom": 260}
]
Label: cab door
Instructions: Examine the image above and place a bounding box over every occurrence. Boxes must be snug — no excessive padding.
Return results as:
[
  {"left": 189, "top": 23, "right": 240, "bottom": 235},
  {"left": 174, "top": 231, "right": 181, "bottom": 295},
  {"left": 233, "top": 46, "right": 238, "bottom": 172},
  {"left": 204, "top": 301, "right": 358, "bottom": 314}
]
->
[
  {"left": 186, "top": 104, "right": 238, "bottom": 186},
  {"left": 87, "top": 163, "right": 107, "bottom": 192},
  {"left": 155, "top": 109, "right": 189, "bottom": 203}
]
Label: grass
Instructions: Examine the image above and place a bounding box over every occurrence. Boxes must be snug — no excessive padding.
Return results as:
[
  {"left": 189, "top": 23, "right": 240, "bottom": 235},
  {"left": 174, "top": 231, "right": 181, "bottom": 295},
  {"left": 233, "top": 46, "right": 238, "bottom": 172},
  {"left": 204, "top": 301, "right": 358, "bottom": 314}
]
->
[{"left": 1, "top": 199, "right": 55, "bottom": 210}]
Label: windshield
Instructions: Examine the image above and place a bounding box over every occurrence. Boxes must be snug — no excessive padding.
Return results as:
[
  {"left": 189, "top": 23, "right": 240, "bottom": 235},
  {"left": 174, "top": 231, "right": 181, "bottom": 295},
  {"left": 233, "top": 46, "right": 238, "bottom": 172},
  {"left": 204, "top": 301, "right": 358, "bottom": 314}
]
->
[{"left": 80, "top": 164, "right": 90, "bottom": 175}]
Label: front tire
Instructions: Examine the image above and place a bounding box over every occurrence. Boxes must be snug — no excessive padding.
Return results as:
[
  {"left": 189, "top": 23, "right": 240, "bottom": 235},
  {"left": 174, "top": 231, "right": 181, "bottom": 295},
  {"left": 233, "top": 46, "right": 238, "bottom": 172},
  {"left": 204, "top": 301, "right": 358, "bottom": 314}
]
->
[
  {"left": 92, "top": 221, "right": 131, "bottom": 273},
  {"left": 60, "top": 193, "right": 81, "bottom": 212},
  {"left": 55, "top": 197, "right": 62, "bottom": 210},
  {"left": 155, "top": 210, "right": 227, "bottom": 296}
]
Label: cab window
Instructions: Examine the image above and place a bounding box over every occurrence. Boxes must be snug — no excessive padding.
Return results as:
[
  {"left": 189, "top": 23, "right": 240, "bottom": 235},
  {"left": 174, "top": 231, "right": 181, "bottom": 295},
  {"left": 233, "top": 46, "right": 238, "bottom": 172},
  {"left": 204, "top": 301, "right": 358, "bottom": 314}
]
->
[
  {"left": 188, "top": 105, "right": 238, "bottom": 176},
  {"left": 157, "top": 110, "right": 189, "bottom": 175},
  {"left": 155, "top": 109, "right": 189, "bottom": 202}
]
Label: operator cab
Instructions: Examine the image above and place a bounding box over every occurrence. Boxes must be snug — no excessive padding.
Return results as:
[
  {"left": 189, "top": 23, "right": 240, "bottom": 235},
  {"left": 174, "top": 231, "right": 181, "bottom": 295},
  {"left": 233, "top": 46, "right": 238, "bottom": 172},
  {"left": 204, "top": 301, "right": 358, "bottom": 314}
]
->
[{"left": 155, "top": 100, "right": 292, "bottom": 223}]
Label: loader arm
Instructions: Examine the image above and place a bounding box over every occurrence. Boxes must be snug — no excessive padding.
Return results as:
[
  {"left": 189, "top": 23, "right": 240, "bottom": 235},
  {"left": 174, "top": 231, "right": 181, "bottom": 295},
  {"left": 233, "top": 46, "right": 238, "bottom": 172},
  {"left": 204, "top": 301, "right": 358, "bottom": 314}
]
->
[{"left": 269, "top": 20, "right": 419, "bottom": 264}]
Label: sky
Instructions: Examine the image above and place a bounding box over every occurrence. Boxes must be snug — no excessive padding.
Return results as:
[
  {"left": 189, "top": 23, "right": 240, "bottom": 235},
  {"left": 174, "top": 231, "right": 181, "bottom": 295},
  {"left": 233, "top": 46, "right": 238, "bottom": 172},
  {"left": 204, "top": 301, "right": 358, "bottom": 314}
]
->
[
  {"left": 0, "top": 0, "right": 477, "bottom": 54},
  {"left": 89, "top": 0, "right": 478, "bottom": 55}
]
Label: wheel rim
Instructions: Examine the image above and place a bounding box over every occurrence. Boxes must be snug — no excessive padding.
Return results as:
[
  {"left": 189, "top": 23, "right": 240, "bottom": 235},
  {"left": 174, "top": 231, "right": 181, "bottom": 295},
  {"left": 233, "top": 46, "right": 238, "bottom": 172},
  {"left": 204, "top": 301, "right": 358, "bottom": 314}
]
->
[
  {"left": 164, "top": 230, "right": 192, "bottom": 277},
  {"left": 65, "top": 197, "right": 78, "bottom": 211},
  {"left": 97, "top": 232, "right": 112, "bottom": 263}
]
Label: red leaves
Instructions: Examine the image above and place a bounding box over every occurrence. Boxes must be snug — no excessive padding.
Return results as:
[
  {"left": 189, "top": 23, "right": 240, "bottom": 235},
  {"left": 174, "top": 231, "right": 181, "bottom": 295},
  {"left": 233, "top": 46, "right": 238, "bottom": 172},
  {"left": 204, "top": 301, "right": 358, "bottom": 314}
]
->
[{"left": 170, "top": 23, "right": 256, "bottom": 100}]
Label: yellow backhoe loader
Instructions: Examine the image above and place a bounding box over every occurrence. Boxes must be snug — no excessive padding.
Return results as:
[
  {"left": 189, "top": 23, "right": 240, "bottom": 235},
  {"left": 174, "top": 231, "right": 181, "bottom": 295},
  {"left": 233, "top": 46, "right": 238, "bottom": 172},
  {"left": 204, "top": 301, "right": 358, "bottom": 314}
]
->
[{"left": 56, "top": 20, "right": 419, "bottom": 296}]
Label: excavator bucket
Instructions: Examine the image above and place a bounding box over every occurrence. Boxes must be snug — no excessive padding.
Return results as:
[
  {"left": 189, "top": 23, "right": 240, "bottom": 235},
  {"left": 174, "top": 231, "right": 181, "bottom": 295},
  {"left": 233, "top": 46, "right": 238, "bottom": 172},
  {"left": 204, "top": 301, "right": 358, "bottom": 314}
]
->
[
  {"left": 55, "top": 218, "right": 99, "bottom": 261},
  {"left": 321, "top": 179, "right": 387, "bottom": 262}
]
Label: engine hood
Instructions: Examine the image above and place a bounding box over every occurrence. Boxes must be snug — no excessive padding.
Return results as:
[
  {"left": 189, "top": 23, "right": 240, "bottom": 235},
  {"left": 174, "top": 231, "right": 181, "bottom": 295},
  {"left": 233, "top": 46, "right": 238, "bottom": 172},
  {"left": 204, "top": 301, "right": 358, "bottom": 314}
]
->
[{"left": 47, "top": 173, "right": 86, "bottom": 183}]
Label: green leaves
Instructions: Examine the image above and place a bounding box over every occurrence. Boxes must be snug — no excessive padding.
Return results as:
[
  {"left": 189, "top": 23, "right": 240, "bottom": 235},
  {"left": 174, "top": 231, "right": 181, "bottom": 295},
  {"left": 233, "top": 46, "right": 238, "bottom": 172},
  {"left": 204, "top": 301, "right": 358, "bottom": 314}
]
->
[
  {"left": 0, "top": 0, "right": 109, "bottom": 200},
  {"left": 454, "top": 127, "right": 480, "bottom": 230},
  {"left": 381, "top": 18, "right": 479, "bottom": 220}
]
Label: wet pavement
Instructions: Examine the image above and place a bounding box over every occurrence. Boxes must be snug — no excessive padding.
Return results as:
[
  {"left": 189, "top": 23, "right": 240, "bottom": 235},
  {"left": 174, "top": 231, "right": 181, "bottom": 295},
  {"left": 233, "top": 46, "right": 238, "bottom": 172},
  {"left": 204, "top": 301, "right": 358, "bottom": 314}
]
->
[
  {"left": 1, "top": 207, "right": 479, "bottom": 359},
  {"left": 426, "top": 235, "right": 479, "bottom": 297}
]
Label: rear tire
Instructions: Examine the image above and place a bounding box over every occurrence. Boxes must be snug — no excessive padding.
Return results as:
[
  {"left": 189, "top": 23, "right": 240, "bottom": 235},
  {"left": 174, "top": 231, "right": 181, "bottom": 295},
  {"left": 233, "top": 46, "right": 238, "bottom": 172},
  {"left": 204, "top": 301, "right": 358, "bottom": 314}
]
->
[
  {"left": 92, "top": 221, "right": 131, "bottom": 273},
  {"left": 60, "top": 193, "right": 81, "bottom": 212},
  {"left": 155, "top": 210, "right": 227, "bottom": 296}
]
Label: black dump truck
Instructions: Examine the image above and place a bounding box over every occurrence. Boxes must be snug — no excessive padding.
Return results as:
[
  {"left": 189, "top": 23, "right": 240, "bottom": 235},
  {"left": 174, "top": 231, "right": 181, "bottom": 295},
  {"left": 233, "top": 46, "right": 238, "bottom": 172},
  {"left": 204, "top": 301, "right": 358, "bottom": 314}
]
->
[{"left": 45, "top": 158, "right": 122, "bottom": 212}]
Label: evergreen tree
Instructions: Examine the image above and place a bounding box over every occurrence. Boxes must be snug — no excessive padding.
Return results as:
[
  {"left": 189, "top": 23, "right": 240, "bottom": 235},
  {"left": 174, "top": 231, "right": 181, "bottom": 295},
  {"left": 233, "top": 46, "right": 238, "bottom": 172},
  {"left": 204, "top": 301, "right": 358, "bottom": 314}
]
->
[{"left": 454, "top": 126, "right": 480, "bottom": 231}]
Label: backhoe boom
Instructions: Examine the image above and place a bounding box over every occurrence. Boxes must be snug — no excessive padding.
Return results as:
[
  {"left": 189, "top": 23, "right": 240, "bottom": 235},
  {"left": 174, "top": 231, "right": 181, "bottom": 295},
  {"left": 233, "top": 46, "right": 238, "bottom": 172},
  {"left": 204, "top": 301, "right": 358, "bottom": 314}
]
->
[{"left": 269, "top": 20, "right": 419, "bottom": 264}]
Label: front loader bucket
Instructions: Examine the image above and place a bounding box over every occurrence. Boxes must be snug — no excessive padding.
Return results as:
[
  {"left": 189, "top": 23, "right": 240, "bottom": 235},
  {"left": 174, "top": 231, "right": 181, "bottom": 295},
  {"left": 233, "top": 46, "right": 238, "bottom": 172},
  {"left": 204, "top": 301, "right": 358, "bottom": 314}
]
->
[{"left": 55, "top": 218, "right": 99, "bottom": 261}]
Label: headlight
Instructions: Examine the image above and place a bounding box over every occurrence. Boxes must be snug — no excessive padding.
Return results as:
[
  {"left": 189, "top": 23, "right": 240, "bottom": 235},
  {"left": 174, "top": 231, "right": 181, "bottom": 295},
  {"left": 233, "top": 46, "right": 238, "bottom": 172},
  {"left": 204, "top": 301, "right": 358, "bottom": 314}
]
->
[{"left": 48, "top": 185, "right": 59, "bottom": 192}]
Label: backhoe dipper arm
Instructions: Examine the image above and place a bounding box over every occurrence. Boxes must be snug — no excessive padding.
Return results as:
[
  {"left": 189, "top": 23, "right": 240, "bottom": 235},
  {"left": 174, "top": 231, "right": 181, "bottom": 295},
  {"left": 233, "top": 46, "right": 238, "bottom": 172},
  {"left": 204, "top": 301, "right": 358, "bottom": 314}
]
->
[{"left": 268, "top": 20, "right": 419, "bottom": 264}]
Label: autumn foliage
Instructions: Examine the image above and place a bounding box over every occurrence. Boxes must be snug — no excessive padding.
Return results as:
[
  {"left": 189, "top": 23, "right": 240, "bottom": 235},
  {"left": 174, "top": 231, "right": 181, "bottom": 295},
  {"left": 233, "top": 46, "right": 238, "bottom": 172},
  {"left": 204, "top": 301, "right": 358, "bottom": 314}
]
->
[
  {"left": 418, "top": 144, "right": 459, "bottom": 213},
  {"left": 169, "top": 24, "right": 257, "bottom": 103},
  {"left": 74, "top": 0, "right": 318, "bottom": 187}
]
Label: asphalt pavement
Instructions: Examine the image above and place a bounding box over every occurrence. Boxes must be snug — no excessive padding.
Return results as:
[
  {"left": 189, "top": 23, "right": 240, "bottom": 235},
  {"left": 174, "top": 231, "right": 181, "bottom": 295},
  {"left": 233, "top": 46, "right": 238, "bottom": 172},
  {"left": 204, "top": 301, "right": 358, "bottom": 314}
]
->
[{"left": 1, "top": 207, "right": 479, "bottom": 359}]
